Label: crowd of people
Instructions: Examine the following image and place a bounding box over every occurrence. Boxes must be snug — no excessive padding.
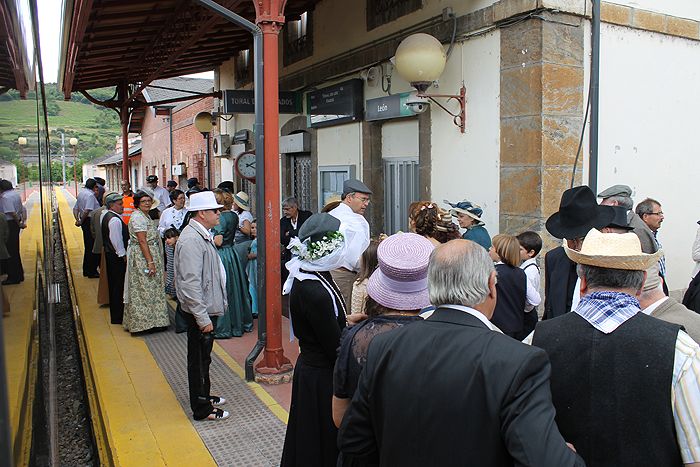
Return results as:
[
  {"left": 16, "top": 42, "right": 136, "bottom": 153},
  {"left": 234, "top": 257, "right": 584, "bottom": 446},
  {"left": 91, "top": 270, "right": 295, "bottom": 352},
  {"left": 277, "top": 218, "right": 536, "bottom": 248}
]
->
[
  {"left": 273, "top": 179, "right": 700, "bottom": 467},
  {"left": 72, "top": 175, "right": 259, "bottom": 339},
  {"left": 69, "top": 173, "right": 700, "bottom": 465}
]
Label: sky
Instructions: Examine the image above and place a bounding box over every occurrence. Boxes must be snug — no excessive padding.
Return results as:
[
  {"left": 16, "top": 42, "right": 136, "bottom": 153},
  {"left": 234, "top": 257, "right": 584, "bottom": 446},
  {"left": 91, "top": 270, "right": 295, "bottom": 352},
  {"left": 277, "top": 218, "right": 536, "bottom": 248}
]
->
[{"left": 35, "top": 0, "right": 212, "bottom": 85}]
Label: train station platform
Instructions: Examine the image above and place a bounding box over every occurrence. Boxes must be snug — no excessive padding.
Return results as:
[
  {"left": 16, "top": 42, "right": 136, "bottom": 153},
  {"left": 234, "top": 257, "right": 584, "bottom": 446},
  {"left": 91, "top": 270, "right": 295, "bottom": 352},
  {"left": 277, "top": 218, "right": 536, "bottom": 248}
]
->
[{"left": 54, "top": 188, "right": 299, "bottom": 466}]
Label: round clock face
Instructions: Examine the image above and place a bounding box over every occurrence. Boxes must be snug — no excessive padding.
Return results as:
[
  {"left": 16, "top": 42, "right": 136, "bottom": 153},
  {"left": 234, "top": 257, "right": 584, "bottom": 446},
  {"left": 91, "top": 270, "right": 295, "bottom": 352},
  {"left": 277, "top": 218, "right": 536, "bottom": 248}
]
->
[{"left": 236, "top": 151, "right": 256, "bottom": 180}]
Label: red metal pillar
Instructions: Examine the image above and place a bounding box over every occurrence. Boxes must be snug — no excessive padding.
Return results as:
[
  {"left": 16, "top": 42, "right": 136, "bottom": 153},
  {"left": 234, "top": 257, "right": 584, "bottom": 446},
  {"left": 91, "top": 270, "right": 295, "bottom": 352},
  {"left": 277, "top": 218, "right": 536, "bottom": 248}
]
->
[{"left": 254, "top": 0, "right": 293, "bottom": 380}]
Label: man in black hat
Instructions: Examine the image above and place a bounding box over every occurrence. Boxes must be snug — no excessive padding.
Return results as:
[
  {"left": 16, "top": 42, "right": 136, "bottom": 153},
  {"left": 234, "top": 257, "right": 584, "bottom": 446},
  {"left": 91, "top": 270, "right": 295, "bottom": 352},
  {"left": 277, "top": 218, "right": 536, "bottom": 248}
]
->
[
  {"left": 73, "top": 178, "right": 101, "bottom": 278},
  {"left": 543, "top": 186, "right": 614, "bottom": 319},
  {"left": 166, "top": 180, "right": 178, "bottom": 193},
  {"left": 94, "top": 176, "right": 106, "bottom": 206},
  {"left": 597, "top": 184, "right": 657, "bottom": 254},
  {"left": 328, "top": 179, "right": 372, "bottom": 307},
  {"left": 146, "top": 175, "right": 171, "bottom": 212}
]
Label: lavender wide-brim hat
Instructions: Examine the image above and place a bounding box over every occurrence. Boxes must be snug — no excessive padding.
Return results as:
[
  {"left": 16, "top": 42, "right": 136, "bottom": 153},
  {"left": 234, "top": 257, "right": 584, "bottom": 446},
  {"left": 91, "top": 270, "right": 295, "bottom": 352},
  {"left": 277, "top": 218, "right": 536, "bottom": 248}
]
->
[{"left": 366, "top": 232, "right": 435, "bottom": 311}]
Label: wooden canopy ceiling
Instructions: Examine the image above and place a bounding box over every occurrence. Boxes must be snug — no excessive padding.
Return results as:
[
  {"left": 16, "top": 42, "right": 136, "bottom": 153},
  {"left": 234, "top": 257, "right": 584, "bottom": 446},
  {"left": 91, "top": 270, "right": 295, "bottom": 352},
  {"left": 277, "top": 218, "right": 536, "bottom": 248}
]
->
[
  {"left": 0, "top": 0, "right": 30, "bottom": 97},
  {"left": 60, "top": 0, "right": 320, "bottom": 98}
]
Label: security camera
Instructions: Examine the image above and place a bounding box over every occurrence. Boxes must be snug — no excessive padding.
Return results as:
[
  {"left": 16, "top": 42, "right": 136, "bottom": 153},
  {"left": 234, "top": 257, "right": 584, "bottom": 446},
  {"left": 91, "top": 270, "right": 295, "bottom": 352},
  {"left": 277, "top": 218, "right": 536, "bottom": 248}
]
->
[{"left": 405, "top": 93, "right": 430, "bottom": 114}]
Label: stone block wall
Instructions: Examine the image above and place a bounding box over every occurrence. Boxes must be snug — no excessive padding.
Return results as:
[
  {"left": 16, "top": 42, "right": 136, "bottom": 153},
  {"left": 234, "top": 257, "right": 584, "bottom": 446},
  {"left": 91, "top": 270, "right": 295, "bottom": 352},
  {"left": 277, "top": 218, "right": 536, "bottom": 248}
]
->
[{"left": 499, "top": 13, "right": 584, "bottom": 248}]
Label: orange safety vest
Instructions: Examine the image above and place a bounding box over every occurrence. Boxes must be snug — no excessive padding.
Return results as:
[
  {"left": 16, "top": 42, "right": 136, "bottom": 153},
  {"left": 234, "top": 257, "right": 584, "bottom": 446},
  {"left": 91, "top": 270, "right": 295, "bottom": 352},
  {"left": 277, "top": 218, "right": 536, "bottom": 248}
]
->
[{"left": 122, "top": 194, "right": 135, "bottom": 223}]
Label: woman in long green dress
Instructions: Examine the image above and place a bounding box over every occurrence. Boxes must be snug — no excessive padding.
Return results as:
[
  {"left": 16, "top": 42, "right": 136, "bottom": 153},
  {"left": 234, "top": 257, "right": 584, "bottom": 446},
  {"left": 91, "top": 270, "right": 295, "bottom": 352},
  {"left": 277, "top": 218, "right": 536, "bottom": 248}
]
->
[
  {"left": 212, "top": 189, "right": 253, "bottom": 338},
  {"left": 123, "top": 190, "right": 170, "bottom": 333}
]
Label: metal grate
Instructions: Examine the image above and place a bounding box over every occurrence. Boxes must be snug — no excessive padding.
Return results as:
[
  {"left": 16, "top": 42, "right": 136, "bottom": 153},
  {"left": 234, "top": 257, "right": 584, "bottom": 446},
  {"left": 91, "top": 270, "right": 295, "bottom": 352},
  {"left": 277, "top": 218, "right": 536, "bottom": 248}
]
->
[
  {"left": 383, "top": 157, "right": 419, "bottom": 234},
  {"left": 144, "top": 328, "right": 287, "bottom": 466},
  {"left": 291, "top": 155, "right": 312, "bottom": 212}
]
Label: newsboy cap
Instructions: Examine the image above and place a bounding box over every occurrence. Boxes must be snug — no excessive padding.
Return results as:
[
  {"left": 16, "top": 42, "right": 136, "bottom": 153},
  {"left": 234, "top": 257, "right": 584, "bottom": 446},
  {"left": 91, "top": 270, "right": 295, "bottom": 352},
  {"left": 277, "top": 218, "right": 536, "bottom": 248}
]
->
[
  {"left": 342, "top": 179, "right": 372, "bottom": 196},
  {"left": 146, "top": 175, "right": 158, "bottom": 183},
  {"left": 597, "top": 184, "right": 632, "bottom": 199},
  {"left": 299, "top": 213, "right": 341, "bottom": 243},
  {"left": 104, "top": 192, "right": 123, "bottom": 206}
]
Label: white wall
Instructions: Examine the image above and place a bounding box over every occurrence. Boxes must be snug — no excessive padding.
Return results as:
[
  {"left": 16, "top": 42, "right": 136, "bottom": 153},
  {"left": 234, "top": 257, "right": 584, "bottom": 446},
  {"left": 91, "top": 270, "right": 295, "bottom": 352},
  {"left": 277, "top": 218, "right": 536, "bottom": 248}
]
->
[
  {"left": 381, "top": 120, "right": 418, "bottom": 158},
  {"left": 316, "top": 123, "right": 363, "bottom": 170},
  {"left": 427, "top": 32, "right": 501, "bottom": 232},
  {"left": 606, "top": 1, "right": 700, "bottom": 21},
  {"left": 598, "top": 23, "right": 700, "bottom": 289}
]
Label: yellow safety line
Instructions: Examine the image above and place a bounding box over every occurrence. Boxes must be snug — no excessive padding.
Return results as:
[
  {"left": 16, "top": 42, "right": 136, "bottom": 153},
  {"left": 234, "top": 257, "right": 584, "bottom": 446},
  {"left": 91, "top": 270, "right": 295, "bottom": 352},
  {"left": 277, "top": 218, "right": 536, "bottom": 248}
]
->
[{"left": 55, "top": 189, "right": 216, "bottom": 467}]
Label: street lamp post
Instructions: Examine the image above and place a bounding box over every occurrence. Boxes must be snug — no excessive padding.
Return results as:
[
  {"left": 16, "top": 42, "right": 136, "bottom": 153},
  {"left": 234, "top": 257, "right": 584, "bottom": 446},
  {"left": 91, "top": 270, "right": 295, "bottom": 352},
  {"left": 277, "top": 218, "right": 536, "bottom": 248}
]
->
[
  {"left": 70, "top": 138, "right": 78, "bottom": 197},
  {"left": 17, "top": 137, "right": 26, "bottom": 200},
  {"left": 193, "top": 112, "right": 214, "bottom": 187}
]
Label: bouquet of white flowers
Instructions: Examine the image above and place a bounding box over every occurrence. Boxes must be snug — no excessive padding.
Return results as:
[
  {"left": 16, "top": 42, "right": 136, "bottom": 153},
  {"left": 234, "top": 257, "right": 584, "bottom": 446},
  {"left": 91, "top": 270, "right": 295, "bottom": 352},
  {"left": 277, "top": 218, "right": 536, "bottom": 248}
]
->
[{"left": 288, "top": 231, "right": 344, "bottom": 262}]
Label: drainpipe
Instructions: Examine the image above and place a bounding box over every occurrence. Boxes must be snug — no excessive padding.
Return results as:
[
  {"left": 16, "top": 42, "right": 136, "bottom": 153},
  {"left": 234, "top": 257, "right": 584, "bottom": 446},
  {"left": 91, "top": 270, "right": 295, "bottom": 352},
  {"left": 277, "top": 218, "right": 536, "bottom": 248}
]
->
[
  {"left": 169, "top": 108, "right": 174, "bottom": 181},
  {"left": 193, "top": 0, "right": 274, "bottom": 381},
  {"left": 588, "top": 0, "right": 601, "bottom": 192}
]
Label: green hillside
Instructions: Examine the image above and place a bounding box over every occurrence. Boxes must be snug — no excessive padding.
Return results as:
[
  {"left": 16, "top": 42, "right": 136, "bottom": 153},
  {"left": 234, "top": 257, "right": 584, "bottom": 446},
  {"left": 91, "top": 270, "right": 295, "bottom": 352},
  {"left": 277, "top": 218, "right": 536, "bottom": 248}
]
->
[{"left": 0, "top": 83, "right": 122, "bottom": 178}]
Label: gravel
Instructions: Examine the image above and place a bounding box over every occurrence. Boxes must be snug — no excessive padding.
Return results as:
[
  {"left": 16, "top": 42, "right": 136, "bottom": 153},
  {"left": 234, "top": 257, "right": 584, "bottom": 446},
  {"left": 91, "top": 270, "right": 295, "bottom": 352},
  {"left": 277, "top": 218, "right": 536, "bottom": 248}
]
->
[{"left": 50, "top": 222, "right": 98, "bottom": 466}]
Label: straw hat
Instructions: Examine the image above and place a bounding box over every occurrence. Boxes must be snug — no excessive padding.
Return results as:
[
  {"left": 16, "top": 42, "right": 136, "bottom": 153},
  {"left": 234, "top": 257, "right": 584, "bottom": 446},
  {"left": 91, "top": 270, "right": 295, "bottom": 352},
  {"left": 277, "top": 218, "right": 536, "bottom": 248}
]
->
[
  {"left": 366, "top": 233, "right": 434, "bottom": 310},
  {"left": 233, "top": 191, "right": 250, "bottom": 211},
  {"left": 564, "top": 228, "right": 663, "bottom": 271}
]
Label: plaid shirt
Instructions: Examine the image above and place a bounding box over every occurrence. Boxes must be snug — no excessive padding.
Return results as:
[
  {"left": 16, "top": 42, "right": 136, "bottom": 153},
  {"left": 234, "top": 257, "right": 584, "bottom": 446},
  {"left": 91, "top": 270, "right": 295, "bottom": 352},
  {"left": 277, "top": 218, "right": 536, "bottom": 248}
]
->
[
  {"left": 654, "top": 232, "right": 667, "bottom": 277},
  {"left": 574, "top": 291, "right": 640, "bottom": 334}
]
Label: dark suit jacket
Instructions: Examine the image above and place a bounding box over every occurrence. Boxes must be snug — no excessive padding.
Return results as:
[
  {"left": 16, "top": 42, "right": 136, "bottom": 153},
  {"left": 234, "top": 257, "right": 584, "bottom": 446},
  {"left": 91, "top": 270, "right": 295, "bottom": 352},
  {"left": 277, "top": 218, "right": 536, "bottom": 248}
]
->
[
  {"left": 338, "top": 307, "right": 584, "bottom": 467},
  {"left": 544, "top": 246, "right": 578, "bottom": 320},
  {"left": 280, "top": 210, "right": 312, "bottom": 253}
]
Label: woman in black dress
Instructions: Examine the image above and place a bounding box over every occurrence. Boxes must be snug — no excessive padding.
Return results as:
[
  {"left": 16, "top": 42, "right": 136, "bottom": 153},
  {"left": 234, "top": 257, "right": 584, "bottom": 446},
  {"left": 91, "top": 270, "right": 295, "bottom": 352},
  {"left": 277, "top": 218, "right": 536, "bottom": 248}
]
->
[{"left": 281, "top": 213, "right": 349, "bottom": 467}]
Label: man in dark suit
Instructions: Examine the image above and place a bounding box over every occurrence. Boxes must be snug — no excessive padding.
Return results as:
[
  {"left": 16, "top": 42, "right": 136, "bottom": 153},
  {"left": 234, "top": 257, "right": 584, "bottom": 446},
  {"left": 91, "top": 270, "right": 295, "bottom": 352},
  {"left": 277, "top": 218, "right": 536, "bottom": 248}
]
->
[
  {"left": 280, "top": 196, "right": 312, "bottom": 283},
  {"left": 543, "top": 186, "right": 614, "bottom": 319},
  {"left": 338, "top": 239, "right": 584, "bottom": 467}
]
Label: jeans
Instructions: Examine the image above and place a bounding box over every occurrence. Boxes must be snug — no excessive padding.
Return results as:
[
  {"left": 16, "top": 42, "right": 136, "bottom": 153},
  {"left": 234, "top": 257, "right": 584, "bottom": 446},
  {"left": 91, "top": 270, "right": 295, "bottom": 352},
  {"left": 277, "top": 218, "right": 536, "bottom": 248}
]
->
[{"left": 185, "top": 312, "right": 218, "bottom": 420}]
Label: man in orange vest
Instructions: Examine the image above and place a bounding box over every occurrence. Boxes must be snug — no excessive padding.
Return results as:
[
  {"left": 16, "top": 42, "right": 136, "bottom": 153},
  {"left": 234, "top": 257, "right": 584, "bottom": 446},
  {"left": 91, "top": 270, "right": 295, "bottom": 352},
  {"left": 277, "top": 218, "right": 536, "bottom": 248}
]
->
[{"left": 120, "top": 180, "right": 135, "bottom": 224}]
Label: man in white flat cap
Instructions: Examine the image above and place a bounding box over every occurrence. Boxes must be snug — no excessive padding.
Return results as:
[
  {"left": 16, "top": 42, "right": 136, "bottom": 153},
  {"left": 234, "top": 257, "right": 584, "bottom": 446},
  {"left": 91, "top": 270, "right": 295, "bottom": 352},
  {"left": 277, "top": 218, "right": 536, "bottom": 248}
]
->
[
  {"left": 527, "top": 229, "right": 700, "bottom": 467},
  {"left": 175, "top": 191, "right": 229, "bottom": 421}
]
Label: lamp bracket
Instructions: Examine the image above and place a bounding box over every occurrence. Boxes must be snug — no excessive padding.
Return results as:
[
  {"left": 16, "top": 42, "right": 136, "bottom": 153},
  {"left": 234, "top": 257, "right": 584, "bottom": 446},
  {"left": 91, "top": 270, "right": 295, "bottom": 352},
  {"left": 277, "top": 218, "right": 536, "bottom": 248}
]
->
[{"left": 417, "top": 85, "right": 466, "bottom": 133}]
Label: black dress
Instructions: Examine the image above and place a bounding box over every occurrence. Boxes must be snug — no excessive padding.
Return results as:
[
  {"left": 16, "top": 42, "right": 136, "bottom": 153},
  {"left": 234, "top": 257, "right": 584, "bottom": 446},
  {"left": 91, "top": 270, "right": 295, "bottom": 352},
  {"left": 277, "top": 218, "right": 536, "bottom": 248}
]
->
[{"left": 281, "top": 271, "right": 347, "bottom": 467}]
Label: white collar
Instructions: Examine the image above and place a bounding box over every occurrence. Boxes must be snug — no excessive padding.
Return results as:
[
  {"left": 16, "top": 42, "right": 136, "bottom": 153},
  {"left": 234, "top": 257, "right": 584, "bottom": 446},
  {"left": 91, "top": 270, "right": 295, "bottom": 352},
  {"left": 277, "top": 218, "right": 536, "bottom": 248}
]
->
[
  {"left": 520, "top": 258, "right": 537, "bottom": 268},
  {"left": 439, "top": 304, "right": 503, "bottom": 333},
  {"left": 642, "top": 296, "right": 669, "bottom": 315},
  {"left": 190, "top": 219, "right": 213, "bottom": 241}
]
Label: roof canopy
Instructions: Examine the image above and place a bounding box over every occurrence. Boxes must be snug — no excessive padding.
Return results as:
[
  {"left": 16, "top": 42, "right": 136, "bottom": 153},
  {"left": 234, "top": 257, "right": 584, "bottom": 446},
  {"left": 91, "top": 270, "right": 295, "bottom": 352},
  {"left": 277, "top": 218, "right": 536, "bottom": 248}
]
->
[
  {"left": 0, "top": 0, "right": 31, "bottom": 96},
  {"left": 59, "top": 0, "right": 319, "bottom": 98}
]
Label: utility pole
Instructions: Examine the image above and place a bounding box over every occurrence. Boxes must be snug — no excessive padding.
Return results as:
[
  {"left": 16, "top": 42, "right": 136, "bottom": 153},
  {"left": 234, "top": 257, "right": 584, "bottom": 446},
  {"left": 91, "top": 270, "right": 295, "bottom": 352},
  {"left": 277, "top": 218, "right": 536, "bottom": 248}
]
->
[{"left": 60, "top": 132, "right": 67, "bottom": 185}]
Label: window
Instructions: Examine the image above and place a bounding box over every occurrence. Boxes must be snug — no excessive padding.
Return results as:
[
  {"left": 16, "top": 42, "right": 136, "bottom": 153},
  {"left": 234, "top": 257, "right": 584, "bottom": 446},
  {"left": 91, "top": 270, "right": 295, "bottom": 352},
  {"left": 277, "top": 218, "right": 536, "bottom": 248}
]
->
[
  {"left": 367, "top": 0, "right": 422, "bottom": 31},
  {"left": 318, "top": 165, "right": 356, "bottom": 211},
  {"left": 284, "top": 11, "right": 313, "bottom": 66}
]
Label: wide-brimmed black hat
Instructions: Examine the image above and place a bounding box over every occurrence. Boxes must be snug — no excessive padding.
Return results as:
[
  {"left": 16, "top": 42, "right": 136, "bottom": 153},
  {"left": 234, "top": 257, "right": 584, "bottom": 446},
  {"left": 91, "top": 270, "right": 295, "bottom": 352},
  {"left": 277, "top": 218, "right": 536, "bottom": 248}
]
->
[
  {"left": 546, "top": 186, "right": 615, "bottom": 239},
  {"left": 607, "top": 206, "right": 634, "bottom": 231},
  {"left": 299, "top": 213, "right": 341, "bottom": 243}
]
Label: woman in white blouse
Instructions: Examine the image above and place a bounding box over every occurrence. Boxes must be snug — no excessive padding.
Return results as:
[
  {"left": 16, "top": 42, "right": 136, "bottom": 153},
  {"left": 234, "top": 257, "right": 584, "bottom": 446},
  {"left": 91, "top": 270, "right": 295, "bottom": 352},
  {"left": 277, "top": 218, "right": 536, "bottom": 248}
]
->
[{"left": 158, "top": 189, "right": 186, "bottom": 296}]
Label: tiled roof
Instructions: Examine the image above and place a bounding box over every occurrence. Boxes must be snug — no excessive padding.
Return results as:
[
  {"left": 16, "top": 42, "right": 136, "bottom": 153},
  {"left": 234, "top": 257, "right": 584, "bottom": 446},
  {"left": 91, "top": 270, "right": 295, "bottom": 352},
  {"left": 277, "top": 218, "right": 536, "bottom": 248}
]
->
[{"left": 143, "top": 77, "right": 214, "bottom": 112}]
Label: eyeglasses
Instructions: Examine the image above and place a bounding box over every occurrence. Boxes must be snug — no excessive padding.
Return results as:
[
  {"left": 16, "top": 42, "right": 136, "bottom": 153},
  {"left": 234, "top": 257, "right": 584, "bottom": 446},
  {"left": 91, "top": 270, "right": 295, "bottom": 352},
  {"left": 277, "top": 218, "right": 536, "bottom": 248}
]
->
[
  {"left": 353, "top": 194, "right": 371, "bottom": 204},
  {"left": 648, "top": 211, "right": 664, "bottom": 216}
]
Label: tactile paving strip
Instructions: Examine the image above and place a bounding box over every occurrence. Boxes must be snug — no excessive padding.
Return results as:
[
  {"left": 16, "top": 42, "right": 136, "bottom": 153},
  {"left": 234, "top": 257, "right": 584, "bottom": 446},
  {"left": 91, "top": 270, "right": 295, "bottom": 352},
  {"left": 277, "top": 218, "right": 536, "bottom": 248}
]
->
[{"left": 145, "top": 328, "right": 287, "bottom": 466}]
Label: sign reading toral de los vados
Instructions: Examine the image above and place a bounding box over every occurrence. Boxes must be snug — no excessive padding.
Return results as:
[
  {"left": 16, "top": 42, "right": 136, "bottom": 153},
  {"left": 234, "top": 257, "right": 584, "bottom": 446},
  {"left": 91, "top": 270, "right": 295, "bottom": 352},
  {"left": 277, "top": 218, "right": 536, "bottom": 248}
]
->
[{"left": 222, "top": 90, "right": 302, "bottom": 114}]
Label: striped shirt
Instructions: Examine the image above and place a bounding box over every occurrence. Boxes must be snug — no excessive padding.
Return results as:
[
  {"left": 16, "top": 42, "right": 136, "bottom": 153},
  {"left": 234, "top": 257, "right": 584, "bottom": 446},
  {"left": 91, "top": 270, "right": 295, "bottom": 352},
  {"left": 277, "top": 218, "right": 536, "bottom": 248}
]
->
[
  {"left": 654, "top": 232, "right": 667, "bottom": 277},
  {"left": 524, "top": 291, "right": 700, "bottom": 462}
]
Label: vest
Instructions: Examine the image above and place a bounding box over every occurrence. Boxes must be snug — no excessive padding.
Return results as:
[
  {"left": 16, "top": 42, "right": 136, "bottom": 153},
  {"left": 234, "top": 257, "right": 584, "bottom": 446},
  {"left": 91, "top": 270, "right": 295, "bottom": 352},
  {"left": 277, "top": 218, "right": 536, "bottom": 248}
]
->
[
  {"left": 122, "top": 195, "right": 134, "bottom": 223},
  {"left": 533, "top": 312, "right": 682, "bottom": 467},
  {"left": 101, "top": 210, "right": 128, "bottom": 255},
  {"left": 490, "top": 264, "right": 526, "bottom": 336}
]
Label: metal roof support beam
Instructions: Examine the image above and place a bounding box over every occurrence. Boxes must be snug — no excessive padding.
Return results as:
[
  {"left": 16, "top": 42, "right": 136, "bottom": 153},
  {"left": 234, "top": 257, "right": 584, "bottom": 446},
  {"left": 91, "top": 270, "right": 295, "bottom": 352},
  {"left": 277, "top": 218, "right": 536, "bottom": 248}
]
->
[{"left": 123, "top": 0, "right": 244, "bottom": 108}]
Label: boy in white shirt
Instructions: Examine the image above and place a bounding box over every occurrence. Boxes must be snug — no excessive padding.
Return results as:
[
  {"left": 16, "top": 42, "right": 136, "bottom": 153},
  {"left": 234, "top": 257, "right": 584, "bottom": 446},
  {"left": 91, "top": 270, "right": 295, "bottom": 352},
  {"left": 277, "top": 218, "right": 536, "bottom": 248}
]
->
[{"left": 517, "top": 231, "right": 542, "bottom": 336}]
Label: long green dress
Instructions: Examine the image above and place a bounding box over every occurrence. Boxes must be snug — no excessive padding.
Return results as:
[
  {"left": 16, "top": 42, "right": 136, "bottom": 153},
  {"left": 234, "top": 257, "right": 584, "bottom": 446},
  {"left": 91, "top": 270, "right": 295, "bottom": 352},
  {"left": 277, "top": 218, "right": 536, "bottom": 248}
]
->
[
  {"left": 213, "top": 211, "right": 253, "bottom": 338},
  {"left": 123, "top": 209, "right": 170, "bottom": 333}
]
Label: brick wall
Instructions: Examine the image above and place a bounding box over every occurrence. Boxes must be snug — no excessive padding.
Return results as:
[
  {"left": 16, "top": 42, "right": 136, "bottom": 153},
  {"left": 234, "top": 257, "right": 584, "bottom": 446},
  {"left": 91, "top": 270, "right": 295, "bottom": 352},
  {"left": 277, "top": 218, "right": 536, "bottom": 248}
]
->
[{"left": 171, "top": 98, "right": 218, "bottom": 188}]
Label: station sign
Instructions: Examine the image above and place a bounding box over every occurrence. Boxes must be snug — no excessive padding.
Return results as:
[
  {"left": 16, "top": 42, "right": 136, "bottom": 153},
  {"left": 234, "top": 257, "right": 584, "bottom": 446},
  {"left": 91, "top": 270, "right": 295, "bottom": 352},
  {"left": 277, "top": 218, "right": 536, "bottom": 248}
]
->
[
  {"left": 365, "top": 92, "right": 414, "bottom": 121},
  {"left": 222, "top": 90, "right": 301, "bottom": 114},
  {"left": 307, "top": 79, "right": 364, "bottom": 128}
]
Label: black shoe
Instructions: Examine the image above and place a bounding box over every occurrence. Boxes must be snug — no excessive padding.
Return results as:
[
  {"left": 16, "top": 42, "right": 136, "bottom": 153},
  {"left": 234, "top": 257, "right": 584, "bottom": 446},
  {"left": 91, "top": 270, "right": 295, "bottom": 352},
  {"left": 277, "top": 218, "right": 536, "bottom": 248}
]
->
[
  {"left": 2, "top": 280, "right": 20, "bottom": 285},
  {"left": 86, "top": 273, "right": 100, "bottom": 279}
]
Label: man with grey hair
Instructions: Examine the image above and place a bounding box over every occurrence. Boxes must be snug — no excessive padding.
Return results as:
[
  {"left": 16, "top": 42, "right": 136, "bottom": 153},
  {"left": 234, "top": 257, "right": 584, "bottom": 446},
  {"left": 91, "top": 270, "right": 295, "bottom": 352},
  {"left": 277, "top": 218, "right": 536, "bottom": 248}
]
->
[
  {"left": 639, "top": 264, "right": 700, "bottom": 343},
  {"left": 280, "top": 196, "right": 312, "bottom": 283},
  {"left": 636, "top": 197, "right": 668, "bottom": 294},
  {"left": 598, "top": 184, "right": 657, "bottom": 254},
  {"left": 529, "top": 229, "right": 700, "bottom": 466},
  {"left": 339, "top": 240, "right": 583, "bottom": 466}
]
